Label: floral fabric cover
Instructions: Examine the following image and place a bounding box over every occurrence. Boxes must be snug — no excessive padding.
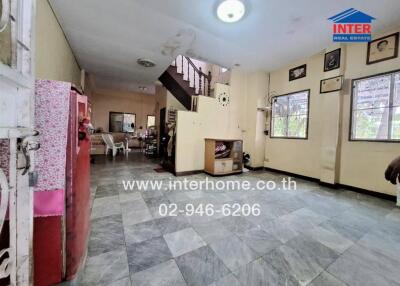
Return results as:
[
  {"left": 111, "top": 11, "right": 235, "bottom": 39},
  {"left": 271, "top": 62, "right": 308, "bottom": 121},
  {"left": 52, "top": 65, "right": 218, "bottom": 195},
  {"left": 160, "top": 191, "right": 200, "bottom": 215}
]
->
[{"left": 35, "top": 80, "right": 71, "bottom": 192}]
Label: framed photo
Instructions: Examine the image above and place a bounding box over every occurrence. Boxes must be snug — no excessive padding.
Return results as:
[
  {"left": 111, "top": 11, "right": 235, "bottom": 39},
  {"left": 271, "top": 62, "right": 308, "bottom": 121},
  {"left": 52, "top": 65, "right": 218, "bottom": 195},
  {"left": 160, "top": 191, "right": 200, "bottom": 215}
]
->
[
  {"left": 324, "top": 48, "right": 341, "bottom": 71},
  {"left": 367, "top": 32, "right": 399, "bottom": 65},
  {"left": 289, "top": 64, "right": 306, "bottom": 81},
  {"left": 320, "top": 75, "right": 343, "bottom": 94}
]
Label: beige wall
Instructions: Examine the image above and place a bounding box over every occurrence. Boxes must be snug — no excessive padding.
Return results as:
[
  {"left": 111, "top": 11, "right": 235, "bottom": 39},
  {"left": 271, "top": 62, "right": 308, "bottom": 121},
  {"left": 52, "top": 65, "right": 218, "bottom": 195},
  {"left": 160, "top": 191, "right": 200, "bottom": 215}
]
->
[
  {"left": 242, "top": 72, "right": 268, "bottom": 168},
  {"left": 175, "top": 83, "right": 244, "bottom": 172},
  {"left": 174, "top": 70, "right": 269, "bottom": 173},
  {"left": 339, "top": 28, "right": 400, "bottom": 195},
  {"left": 35, "top": 0, "right": 81, "bottom": 86},
  {"left": 166, "top": 91, "right": 187, "bottom": 112},
  {"left": 264, "top": 27, "right": 400, "bottom": 196},
  {"left": 265, "top": 53, "right": 324, "bottom": 178},
  {"left": 91, "top": 88, "right": 157, "bottom": 133}
]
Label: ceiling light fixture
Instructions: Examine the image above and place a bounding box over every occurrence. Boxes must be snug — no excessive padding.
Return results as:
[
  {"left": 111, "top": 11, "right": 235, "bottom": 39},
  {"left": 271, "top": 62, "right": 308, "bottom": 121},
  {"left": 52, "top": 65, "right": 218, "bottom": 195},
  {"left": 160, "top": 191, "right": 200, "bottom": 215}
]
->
[
  {"left": 217, "top": 0, "right": 246, "bottom": 23},
  {"left": 137, "top": 58, "right": 156, "bottom": 68}
]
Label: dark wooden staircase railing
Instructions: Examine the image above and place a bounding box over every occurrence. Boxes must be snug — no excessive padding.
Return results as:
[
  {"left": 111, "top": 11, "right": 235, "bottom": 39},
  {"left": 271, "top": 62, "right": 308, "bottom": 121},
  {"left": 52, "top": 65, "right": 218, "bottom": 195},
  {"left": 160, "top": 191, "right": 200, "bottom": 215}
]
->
[{"left": 159, "top": 55, "right": 212, "bottom": 110}]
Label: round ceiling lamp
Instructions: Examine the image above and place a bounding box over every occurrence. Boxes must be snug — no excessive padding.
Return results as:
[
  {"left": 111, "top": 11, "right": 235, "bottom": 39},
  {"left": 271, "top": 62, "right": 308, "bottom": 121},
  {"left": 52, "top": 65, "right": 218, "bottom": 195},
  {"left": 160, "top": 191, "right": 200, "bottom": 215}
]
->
[{"left": 217, "top": 0, "right": 246, "bottom": 23}]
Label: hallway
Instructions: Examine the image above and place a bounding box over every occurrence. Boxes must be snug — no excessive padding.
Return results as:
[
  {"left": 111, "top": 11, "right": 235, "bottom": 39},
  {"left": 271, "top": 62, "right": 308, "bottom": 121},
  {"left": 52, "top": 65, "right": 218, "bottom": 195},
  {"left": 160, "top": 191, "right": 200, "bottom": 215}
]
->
[{"left": 81, "top": 154, "right": 400, "bottom": 286}]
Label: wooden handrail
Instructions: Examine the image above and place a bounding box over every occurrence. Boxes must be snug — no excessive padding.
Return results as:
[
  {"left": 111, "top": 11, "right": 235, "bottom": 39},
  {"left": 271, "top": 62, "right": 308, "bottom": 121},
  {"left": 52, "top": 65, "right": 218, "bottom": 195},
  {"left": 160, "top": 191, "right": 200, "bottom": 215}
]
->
[
  {"left": 172, "top": 55, "right": 212, "bottom": 97},
  {"left": 185, "top": 56, "right": 211, "bottom": 82}
]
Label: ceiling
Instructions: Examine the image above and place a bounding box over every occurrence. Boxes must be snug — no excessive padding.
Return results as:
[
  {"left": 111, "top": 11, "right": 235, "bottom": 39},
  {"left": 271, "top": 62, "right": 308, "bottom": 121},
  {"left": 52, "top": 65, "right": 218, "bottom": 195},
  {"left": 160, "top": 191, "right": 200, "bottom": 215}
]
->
[{"left": 50, "top": 0, "right": 400, "bottom": 89}]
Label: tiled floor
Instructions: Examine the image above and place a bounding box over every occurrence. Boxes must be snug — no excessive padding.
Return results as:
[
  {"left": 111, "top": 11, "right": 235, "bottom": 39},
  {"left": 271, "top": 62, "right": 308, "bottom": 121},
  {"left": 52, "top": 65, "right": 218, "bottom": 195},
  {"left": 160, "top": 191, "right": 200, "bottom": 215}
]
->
[{"left": 80, "top": 153, "right": 400, "bottom": 286}]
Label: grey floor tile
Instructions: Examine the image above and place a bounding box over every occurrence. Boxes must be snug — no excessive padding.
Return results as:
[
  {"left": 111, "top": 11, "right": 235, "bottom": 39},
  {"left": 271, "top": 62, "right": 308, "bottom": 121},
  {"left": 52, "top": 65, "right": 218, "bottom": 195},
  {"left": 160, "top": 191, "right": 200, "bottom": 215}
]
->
[
  {"left": 279, "top": 208, "right": 329, "bottom": 233},
  {"left": 263, "top": 235, "right": 338, "bottom": 285},
  {"left": 209, "top": 273, "right": 241, "bottom": 286},
  {"left": 141, "top": 189, "right": 164, "bottom": 199},
  {"left": 237, "top": 227, "right": 281, "bottom": 255},
  {"left": 217, "top": 216, "right": 255, "bottom": 235},
  {"left": 131, "top": 259, "right": 186, "bottom": 286},
  {"left": 155, "top": 215, "right": 191, "bottom": 234},
  {"left": 85, "top": 155, "right": 399, "bottom": 286},
  {"left": 319, "top": 219, "right": 366, "bottom": 242},
  {"left": 261, "top": 219, "right": 299, "bottom": 243},
  {"left": 327, "top": 244, "right": 400, "bottom": 286},
  {"left": 119, "top": 191, "right": 142, "bottom": 203},
  {"left": 95, "top": 184, "right": 120, "bottom": 198},
  {"left": 234, "top": 258, "right": 299, "bottom": 286},
  {"left": 91, "top": 195, "right": 121, "bottom": 219},
  {"left": 329, "top": 210, "right": 378, "bottom": 234},
  {"left": 121, "top": 200, "right": 153, "bottom": 226},
  {"left": 285, "top": 235, "right": 339, "bottom": 269},
  {"left": 144, "top": 196, "right": 171, "bottom": 209},
  {"left": 164, "top": 227, "right": 206, "bottom": 257},
  {"left": 127, "top": 236, "right": 172, "bottom": 273},
  {"left": 121, "top": 198, "right": 149, "bottom": 213},
  {"left": 385, "top": 208, "right": 400, "bottom": 223},
  {"left": 88, "top": 215, "right": 125, "bottom": 257},
  {"left": 124, "top": 220, "right": 161, "bottom": 245},
  {"left": 100, "top": 277, "right": 132, "bottom": 286},
  {"left": 263, "top": 244, "right": 323, "bottom": 286},
  {"left": 192, "top": 220, "right": 232, "bottom": 243},
  {"left": 357, "top": 227, "right": 400, "bottom": 262},
  {"left": 210, "top": 235, "right": 257, "bottom": 272},
  {"left": 175, "top": 246, "right": 230, "bottom": 286},
  {"left": 308, "top": 271, "right": 347, "bottom": 286},
  {"left": 302, "top": 226, "right": 353, "bottom": 254},
  {"left": 81, "top": 248, "right": 129, "bottom": 285}
]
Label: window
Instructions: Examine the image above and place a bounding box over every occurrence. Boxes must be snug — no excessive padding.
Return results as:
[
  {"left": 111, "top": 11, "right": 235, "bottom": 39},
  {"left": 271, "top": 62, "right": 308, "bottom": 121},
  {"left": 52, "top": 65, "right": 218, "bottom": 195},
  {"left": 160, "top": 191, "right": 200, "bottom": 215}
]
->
[
  {"left": 109, "top": 112, "right": 136, "bottom": 133},
  {"left": 271, "top": 90, "right": 310, "bottom": 139},
  {"left": 350, "top": 71, "right": 400, "bottom": 141},
  {"left": 147, "top": 115, "right": 156, "bottom": 128}
]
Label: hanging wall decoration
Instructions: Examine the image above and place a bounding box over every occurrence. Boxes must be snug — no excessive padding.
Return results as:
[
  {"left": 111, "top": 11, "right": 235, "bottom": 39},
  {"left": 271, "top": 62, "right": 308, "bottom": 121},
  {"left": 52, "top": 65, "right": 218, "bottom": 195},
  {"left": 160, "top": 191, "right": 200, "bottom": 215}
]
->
[
  {"left": 289, "top": 64, "right": 307, "bottom": 81},
  {"left": 320, "top": 75, "right": 343, "bottom": 93},
  {"left": 367, "top": 32, "right": 399, "bottom": 64},
  {"left": 217, "top": 91, "right": 230, "bottom": 107},
  {"left": 324, "top": 48, "right": 341, "bottom": 71}
]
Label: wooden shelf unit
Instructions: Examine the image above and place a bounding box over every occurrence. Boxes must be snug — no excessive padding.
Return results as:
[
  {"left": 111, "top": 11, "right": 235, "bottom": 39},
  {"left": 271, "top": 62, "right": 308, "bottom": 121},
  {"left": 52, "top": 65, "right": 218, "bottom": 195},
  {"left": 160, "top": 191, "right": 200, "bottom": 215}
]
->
[{"left": 204, "top": 138, "right": 243, "bottom": 175}]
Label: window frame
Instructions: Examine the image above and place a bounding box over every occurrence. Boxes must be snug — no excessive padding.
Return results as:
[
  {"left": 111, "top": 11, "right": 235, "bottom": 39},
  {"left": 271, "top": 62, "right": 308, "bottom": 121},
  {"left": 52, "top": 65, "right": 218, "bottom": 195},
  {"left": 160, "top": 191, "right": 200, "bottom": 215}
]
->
[
  {"left": 270, "top": 89, "right": 311, "bottom": 140},
  {"left": 349, "top": 69, "right": 400, "bottom": 143},
  {"left": 147, "top": 114, "right": 156, "bottom": 128}
]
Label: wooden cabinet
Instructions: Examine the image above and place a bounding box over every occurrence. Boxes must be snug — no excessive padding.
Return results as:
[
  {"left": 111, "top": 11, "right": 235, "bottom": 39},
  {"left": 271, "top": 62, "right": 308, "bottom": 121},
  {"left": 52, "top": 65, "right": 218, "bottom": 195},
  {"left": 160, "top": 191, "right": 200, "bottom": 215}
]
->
[{"left": 204, "top": 138, "right": 243, "bottom": 175}]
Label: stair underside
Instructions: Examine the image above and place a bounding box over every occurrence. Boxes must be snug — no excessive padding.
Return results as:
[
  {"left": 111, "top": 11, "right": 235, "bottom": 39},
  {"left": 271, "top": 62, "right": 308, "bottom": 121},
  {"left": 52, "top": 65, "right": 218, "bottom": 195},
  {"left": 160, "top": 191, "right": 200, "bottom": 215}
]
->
[{"left": 159, "top": 65, "right": 196, "bottom": 110}]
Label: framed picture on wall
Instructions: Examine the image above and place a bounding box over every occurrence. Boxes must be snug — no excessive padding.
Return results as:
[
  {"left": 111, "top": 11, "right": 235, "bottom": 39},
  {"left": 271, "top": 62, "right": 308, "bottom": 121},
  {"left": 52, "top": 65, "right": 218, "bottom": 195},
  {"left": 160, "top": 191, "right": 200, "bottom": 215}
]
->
[
  {"left": 289, "top": 64, "right": 307, "bottom": 81},
  {"left": 367, "top": 32, "right": 399, "bottom": 65},
  {"left": 324, "top": 48, "right": 341, "bottom": 71},
  {"left": 320, "top": 75, "right": 343, "bottom": 94}
]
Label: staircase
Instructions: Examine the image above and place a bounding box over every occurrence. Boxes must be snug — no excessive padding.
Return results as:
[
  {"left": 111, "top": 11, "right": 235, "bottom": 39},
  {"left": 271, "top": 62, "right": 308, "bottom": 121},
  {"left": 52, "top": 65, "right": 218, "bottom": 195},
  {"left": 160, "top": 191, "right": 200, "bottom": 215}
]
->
[{"left": 159, "top": 55, "right": 212, "bottom": 110}]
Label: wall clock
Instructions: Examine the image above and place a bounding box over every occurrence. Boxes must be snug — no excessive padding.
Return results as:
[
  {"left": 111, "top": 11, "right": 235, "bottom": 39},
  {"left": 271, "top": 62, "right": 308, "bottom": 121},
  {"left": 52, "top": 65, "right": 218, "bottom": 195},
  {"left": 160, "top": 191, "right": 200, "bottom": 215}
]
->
[{"left": 217, "top": 92, "right": 230, "bottom": 107}]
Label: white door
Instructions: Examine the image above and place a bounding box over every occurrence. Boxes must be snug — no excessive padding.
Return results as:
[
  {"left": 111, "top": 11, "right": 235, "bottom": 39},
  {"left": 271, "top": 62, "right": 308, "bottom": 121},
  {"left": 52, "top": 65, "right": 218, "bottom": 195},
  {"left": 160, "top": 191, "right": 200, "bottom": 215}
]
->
[{"left": 0, "top": 0, "right": 36, "bottom": 285}]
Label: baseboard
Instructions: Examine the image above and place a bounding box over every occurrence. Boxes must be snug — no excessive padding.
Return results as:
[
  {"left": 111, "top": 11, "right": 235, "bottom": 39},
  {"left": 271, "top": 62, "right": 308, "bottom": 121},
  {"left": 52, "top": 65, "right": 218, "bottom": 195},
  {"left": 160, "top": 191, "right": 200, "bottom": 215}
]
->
[
  {"left": 175, "top": 170, "right": 204, "bottom": 176},
  {"left": 263, "top": 167, "right": 396, "bottom": 202},
  {"left": 337, "top": 183, "right": 396, "bottom": 202},
  {"left": 263, "top": 167, "right": 320, "bottom": 183},
  {"left": 245, "top": 165, "right": 264, "bottom": 171}
]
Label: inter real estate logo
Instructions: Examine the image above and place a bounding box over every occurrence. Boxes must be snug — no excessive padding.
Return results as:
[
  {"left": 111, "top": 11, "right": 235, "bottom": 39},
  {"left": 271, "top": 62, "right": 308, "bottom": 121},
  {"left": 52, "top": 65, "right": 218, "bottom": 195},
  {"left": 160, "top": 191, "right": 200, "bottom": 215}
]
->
[{"left": 328, "top": 8, "right": 375, "bottom": 42}]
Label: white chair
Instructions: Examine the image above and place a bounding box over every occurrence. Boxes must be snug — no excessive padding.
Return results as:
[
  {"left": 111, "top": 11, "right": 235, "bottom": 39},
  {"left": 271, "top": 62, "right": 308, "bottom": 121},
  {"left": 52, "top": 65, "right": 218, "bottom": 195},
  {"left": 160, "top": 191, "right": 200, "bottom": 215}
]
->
[{"left": 101, "top": 134, "right": 125, "bottom": 157}]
